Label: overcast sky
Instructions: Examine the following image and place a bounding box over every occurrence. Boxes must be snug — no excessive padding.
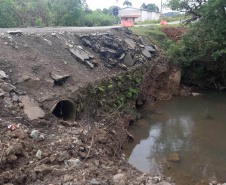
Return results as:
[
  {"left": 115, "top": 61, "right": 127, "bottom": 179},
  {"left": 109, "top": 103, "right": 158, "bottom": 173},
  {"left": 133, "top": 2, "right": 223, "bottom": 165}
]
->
[{"left": 86, "top": 0, "right": 172, "bottom": 13}]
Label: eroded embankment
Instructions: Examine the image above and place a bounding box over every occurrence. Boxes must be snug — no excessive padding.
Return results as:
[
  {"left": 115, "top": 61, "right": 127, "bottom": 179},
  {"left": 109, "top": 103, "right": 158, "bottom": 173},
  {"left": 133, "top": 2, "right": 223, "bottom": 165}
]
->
[{"left": 0, "top": 27, "right": 180, "bottom": 185}]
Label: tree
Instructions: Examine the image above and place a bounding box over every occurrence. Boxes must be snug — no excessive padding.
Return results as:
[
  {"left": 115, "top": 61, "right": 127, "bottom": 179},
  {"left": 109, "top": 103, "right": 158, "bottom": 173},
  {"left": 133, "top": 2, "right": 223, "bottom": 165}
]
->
[
  {"left": 123, "top": 0, "right": 132, "bottom": 7},
  {"left": 140, "top": 3, "right": 159, "bottom": 11},
  {"left": 140, "top": 3, "right": 147, "bottom": 9},
  {"left": 166, "top": 0, "right": 226, "bottom": 89},
  {"left": 147, "top": 4, "right": 159, "bottom": 11}
]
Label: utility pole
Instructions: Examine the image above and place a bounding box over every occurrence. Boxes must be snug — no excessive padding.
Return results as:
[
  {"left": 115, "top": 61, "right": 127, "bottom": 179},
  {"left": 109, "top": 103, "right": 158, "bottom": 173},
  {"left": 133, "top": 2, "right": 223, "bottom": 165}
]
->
[{"left": 161, "top": 0, "right": 163, "bottom": 14}]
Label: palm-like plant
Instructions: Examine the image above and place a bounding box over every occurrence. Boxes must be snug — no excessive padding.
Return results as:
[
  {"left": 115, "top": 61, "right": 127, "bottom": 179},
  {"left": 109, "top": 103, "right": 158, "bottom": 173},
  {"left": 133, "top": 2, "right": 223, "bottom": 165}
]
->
[{"left": 123, "top": 0, "right": 132, "bottom": 7}]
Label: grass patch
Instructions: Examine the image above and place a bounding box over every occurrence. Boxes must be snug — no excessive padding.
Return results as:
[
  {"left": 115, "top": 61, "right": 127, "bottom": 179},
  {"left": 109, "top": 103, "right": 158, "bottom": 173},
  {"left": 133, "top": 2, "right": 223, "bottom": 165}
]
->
[{"left": 130, "top": 26, "right": 175, "bottom": 51}]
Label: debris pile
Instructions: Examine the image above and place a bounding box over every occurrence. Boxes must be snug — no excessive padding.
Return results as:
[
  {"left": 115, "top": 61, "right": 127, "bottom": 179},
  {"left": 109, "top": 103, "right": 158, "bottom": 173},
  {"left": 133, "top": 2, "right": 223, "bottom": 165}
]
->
[
  {"left": 159, "top": 26, "right": 188, "bottom": 42},
  {"left": 74, "top": 28, "right": 157, "bottom": 70}
]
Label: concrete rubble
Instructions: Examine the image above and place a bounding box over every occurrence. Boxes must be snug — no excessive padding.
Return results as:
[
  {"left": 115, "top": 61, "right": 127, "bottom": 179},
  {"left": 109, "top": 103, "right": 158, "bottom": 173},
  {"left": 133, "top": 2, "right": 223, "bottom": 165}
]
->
[{"left": 74, "top": 28, "right": 157, "bottom": 69}]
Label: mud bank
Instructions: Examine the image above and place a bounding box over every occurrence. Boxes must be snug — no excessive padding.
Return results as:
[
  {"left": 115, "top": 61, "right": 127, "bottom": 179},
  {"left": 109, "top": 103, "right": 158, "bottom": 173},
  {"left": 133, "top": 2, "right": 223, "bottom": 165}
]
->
[{"left": 0, "top": 27, "right": 181, "bottom": 185}]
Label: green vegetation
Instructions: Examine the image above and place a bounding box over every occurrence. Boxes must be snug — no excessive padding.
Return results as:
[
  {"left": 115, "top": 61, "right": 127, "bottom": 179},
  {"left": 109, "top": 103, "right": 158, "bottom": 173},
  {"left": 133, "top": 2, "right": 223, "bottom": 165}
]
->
[
  {"left": 98, "top": 86, "right": 105, "bottom": 92},
  {"left": 123, "top": 0, "right": 132, "bottom": 7},
  {"left": 130, "top": 26, "right": 176, "bottom": 51},
  {"left": 140, "top": 3, "right": 159, "bottom": 12},
  {"left": 0, "top": 0, "right": 116, "bottom": 28},
  {"left": 166, "top": 0, "right": 226, "bottom": 89}
]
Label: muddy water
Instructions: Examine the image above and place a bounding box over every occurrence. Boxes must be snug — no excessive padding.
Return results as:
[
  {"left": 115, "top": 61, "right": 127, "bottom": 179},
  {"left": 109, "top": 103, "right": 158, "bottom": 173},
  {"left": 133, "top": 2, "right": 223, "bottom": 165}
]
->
[{"left": 125, "top": 91, "right": 226, "bottom": 185}]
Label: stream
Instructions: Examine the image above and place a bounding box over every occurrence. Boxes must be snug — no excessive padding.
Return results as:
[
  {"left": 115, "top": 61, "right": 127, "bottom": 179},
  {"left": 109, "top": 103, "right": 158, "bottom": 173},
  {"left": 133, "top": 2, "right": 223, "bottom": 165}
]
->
[{"left": 124, "top": 91, "right": 226, "bottom": 185}]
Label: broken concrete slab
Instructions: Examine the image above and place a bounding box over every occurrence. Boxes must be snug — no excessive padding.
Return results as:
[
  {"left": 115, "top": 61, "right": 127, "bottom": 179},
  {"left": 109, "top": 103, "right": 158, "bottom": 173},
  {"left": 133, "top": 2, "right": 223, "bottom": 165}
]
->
[
  {"left": 125, "top": 38, "right": 136, "bottom": 50},
  {"left": 85, "top": 60, "right": 94, "bottom": 69},
  {"left": 102, "top": 40, "right": 119, "bottom": 50},
  {"left": 1, "top": 83, "right": 16, "bottom": 92},
  {"left": 122, "top": 53, "right": 134, "bottom": 67},
  {"left": 50, "top": 73, "right": 70, "bottom": 86},
  {"left": 99, "top": 48, "right": 118, "bottom": 58},
  {"left": 0, "top": 70, "right": 8, "bottom": 79},
  {"left": 69, "top": 48, "right": 90, "bottom": 62},
  {"left": 140, "top": 37, "right": 148, "bottom": 45},
  {"left": 7, "top": 30, "right": 22, "bottom": 35},
  {"left": 145, "top": 45, "right": 156, "bottom": 54},
  {"left": 142, "top": 49, "right": 152, "bottom": 59},
  {"left": 92, "top": 44, "right": 100, "bottom": 53},
  {"left": 82, "top": 38, "right": 92, "bottom": 47},
  {"left": 19, "top": 96, "right": 45, "bottom": 120}
]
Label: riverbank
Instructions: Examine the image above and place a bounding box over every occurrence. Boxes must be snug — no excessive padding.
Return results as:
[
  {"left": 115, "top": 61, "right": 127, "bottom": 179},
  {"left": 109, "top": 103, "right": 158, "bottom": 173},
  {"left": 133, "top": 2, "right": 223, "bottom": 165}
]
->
[{"left": 0, "top": 27, "right": 181, "bottom": 185}]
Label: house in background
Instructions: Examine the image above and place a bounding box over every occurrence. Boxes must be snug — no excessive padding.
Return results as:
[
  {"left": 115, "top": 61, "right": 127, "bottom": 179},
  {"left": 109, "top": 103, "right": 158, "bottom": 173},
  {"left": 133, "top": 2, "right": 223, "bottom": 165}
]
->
[{"left": 119, "top": 7, "right": 160, "bottom": 22}]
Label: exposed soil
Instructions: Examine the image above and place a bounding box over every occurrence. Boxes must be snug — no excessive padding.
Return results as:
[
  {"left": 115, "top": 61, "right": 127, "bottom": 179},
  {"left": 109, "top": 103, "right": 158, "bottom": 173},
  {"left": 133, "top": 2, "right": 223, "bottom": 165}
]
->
[
  {"left": 159, "top": 27, "right": 188, "bottom": 42},
  {"left": 0, "top": 27, "right": 178, "bottom": 185}
]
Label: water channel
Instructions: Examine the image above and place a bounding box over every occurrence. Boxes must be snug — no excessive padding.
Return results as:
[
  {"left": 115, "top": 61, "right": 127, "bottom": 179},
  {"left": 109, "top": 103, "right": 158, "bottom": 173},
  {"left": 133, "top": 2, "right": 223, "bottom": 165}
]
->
[{"left": 124, "top": 91, "right": 226, "bottom": 185}]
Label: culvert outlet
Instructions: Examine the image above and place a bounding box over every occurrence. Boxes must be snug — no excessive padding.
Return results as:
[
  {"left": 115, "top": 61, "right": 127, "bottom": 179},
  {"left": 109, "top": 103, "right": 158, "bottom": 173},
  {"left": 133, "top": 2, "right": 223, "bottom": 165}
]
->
[{"left": 51, "top": 100, "right": 76, "bottom": 121}]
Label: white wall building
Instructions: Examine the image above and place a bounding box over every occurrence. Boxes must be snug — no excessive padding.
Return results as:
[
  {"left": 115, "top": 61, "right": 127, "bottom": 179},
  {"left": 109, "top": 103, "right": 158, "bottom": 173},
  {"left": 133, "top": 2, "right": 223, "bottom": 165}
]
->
[{"left": 119, "top": 7, "right": 160, "bottom": 22}]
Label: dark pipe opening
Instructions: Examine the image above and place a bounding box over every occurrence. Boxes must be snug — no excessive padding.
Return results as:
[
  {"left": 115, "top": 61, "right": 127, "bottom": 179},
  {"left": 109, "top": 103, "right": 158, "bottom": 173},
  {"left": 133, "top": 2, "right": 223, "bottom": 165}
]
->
[{"left": 52, "top": 100, "right": 76, "bottom": 121}]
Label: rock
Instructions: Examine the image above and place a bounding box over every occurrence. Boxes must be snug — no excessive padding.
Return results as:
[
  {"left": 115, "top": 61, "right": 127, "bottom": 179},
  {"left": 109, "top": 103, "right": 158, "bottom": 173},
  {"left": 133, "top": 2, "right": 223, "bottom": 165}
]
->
[
  {"left": 85, "top": 60, "right": 94, "bottom": 69},
  {"left": 1, "top": 83, "right": 16, "bottom": 92},
  {"left": 36, "top": 150, "right": 42, "bottom": 159},
  {"left": 122, "top": 53, "right": 134, "bottom": 67},
  {"left": 125, "top": 38, "right": 136, "bottom": 49},
  {"left": 140, "top": 37, "right": 148, "bottom": 45},
  {"left": 91, "top": 60, "right": 98, "bottom": 67},
  {"left": 34, "top": 164, "right": 52, "bottom": 175},
  {"left": 148, "top": 182, "right": 171, "bottom": 185},
  {"left": 57, "top": 152, "right": 70, "bottom": 162},
  {"left": 51, "top": 32, "right": 56, "bottom": 36},
  {"left": 7, "top": 30, "right": 22, "bottom": 34},
  {"left": 153, "top": 176, "right": 161, "bottom": 183},
  {"left": 67, "top": 158, "right": 82, "bottom": 167},
  {"left": 79, "top": 146, "right": 85, "bottom": 151},
  {"left": 5, "top": 143, "right": 23, "bottom": 155},
  {"left": 192, "top": 92, "right": 203, "bottom": 97},
  {"left": 168, "top": 153, "right": 180, "bottom": 162},
  {"left": 63, "top": 174, "right": 74, "bottom": 183},
  {"left": 12, "top": 94, "right": 19, "bottom": 102},
  {"left": 0, "top": 88, "right": 4, "bottom": 97},
  {"left": 11, "top": 129, "right": 27, "bottom": 139},
  {"left": 90, "top": 179, "right": 100, "bottom": 185},
  {"left": 119, "top": 53, "right": 126, "bottom": 60},
  {"left": 142, "top": 49, "right": 152, "bottom": 59},
  {"left": 82, "top": 38, "right": 92, "bottom": 47},
  {"left": 30, "top": 130, "right": 39, "bottom": 140},
  {"left": 168, "top": 69, "right": 181, "bottom": 95},
  {"left": 78, "top": 151, "right": 86, "bottom": 159},
  {"left": 19, "top": 75, "right": 30, "bottom": 82},
  {"left": 50, "top": 72, "right": 70, "bottom": 86},
  {"left": 8, "top": 154, "right": 17, "bottom": 162},
  {"left": 49, "top": 154, "right": 56, "bottom": 163},
  {"left": 44, "top": 39, "right": 52, "bottom": 46},
  {"left": 0, "top": 70, "right": 8, "bottom": 79},
  {"left": 92, "top": 44, "right": 100, "bottom": 53},
  {"left": 19, "top": 96, "right": 45, "bottom": 120},
  {"left": 211, "top": 181, "right": 217, "bottom": 185},
  {"left": 99, "top": 48, "right": 117, "bottom": 58},
  {"left": 69, "top": 48, "right": 90, "bottom": 62},
  {"left": 113, "top": 173, "right": 127, "bottom": 185},
  {"left": 145, "top": 45, "right": 156, "bottom": 54}
]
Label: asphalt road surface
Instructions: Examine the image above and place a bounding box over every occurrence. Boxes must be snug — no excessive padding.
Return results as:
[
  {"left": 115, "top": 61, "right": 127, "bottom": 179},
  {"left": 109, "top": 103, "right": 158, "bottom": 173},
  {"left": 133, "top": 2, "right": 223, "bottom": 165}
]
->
[{"left": 0, "top": 21, "right": 182, "bottom": 33}]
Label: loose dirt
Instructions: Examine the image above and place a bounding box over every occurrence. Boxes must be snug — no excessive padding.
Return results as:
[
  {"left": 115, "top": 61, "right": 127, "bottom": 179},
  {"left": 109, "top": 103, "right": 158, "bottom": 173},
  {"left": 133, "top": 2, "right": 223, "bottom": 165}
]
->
[
  {"left": 0, "top": 27, "right": 176, "bottom": 185},
  {"left": 159, "top": 27, "right": 188, "bottom": 42}
]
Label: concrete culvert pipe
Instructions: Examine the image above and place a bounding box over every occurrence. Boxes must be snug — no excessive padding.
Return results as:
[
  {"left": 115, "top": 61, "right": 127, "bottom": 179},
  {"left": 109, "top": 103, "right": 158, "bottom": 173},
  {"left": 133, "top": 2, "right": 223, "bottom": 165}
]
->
[{"left": 52, "top": 100, "right": 76, "bottom": 121}]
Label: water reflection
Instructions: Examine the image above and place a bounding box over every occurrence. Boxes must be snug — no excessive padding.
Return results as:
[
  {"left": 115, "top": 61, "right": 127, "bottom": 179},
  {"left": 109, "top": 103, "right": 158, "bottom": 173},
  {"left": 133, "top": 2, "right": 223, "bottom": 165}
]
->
[{"left": 125, "top": 91, "right": 226, "bottom": 184}]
